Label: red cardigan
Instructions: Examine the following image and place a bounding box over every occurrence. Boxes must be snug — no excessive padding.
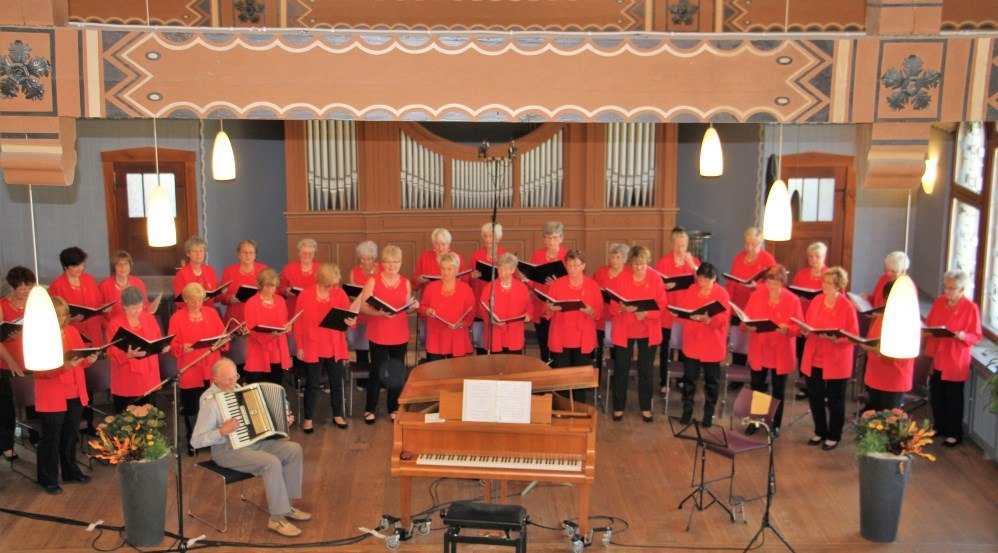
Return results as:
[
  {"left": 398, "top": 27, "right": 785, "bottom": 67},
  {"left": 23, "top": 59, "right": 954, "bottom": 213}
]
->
[
  {"left": 413, "top": 250, "right": 465, "bottom": 291},
  {"left": 725, "top": 250, "right": 776, "bottom": 309},
  {"left": 365, "top": 275, "right": 413, "bottom": 346},
  {"left": 678, "top": 285, "right": 731, "bottom": 363},
  {"left": 34, "top": 326, "right": 91, "bottom": 412},
  {"left": 863, "top": 316, "right": 914, "bottom": 392},
  {"left": 279, "top": 261, "right": 317, "bottom": 315},
  {"left": 49, "top": 272, "right": 104, "bottom": 345},
  {"left": 527, "top": 247, "right": 567, "bottom": 321},
  {"left": 106, "top": 312, "right": 163, "bottom": 397},
  {"left": 293, "top": 285, "right": 350, "bottom": 363},
  {"left": 219, "top": 262, "right": 268, "bottom": 324},
  {"left": 654, "top": 253, "right": 700, "bottom": 327},
  {"left": 791, "top": 267, "right": 826, "bottom": 314},
  {"left": 608, "top": 271, "right": 667, "bottom": 347},
  {"left": 469, "top": 246, "right": 507, "bottom": 319},
  {"left": 924, "top": 296, "right": 982, "bottom": 382},
  {"left": 419, "top": 280, "right": 475, "bottom": 356},
  {"left": 479, "top": 280, "right": 531, "bottom": 352},
  {"left": 168, "top": 307, "right": 227, "bottom": 390},
  {"left": 744, "top": 287, "right": 803, "bottom": 375},
  {"left": 98, "top": 276, "right": 149, "bottom": 331},
  {"left": 244, "top": 294, "right": 293, "bottom": 373},
  {"left": 800, "top": 293, "right": 859, "bottom": 379},
  {"left": 546, "top": 276, "right": 604, "bottom": 354},
  {"left": 173, "top": 263, "right": 220, "bottom": 309},
  {"left": 592, "top": 265, "right": 628, "bottom": 330}
]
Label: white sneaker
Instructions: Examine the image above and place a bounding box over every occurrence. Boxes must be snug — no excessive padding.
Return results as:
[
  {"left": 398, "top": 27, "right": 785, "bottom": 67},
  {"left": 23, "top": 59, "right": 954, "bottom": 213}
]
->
[{"left": 268, "top": 519, "right": 302, "bottom": 537}]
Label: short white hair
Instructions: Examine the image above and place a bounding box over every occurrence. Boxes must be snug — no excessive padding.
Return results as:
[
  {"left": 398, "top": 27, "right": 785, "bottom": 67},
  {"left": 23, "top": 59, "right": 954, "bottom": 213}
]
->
[
  {"left": 356, "top": 240, "right": 378, "bottom": 258},
  {"left": 943, "top": 270, "right": 969, "bottom": 290},
  {"left": 431, "top": 228, "right": 452, "bottom": 245},
  {"left": 885, "top": 251, "right": 910, "bottom": 273},
  {"left": 296, "top": 238, "right": 317, "bottom": 251},
  {"left": 542, "top": 221, "right": 564, "bottom": 236},
  {"left": 480, "top": 222, "right": 503, "bottom": 240},
  {"left": 807, "top": 241, "right": 828, "bottom": 256},
  {"left": 609, "top": 243, "right": 630, "bottom": 258}
]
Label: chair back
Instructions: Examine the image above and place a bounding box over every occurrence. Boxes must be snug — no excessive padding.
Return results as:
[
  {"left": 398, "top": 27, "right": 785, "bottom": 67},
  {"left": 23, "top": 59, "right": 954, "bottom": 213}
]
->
[
  {"left": 669, "top": 322, "right": 683, "bottom": 350},
  {"left": 84, "top": 359, "right": 112, "bottom": 393},
  {"left": 728, "top": 325, "right": 749, "bottom": 356},
  {"left": 348, "top": 322, "right": 370, "bottom": 350},
  {"left": 603, "top": 321, "right": 613, "bottom": 348},
  {"left": 11, "top": 374, "right": 36, "bottom": 409},
  {"left": 159, "top": 352, "right": 179, "bottom": 380},
  {"left": 223, "top": 334, "right": 248, "bottom": 365},
  {"left": 730, "top": 388, "right": 780, "bottom": 429},
  {"left": 912, "top": 354, "right": 933, "bottom": 389}
]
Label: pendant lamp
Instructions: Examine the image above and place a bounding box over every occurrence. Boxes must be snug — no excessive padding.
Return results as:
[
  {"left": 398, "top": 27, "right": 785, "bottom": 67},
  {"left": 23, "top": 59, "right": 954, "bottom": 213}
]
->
[
  {"left": 762, "top": 125, "right": 793, "bottom": 241},
  {"left": 699, "top": 124, "right": 723, "bottom": 177},
  {"left": 212, "top": 120, "right": 236, "bottom": 181},
  {"left": 147, "top": 118, "right": 177, "bottom": 247},
  {"left": 22, "top": 286, "right": 63, "bottom": 371},
  {"left": 879, "top": 274, "right": 921, "bottom": 358},
  {"left": 921, "top": 158, "right": 937, "bottom": 195}
]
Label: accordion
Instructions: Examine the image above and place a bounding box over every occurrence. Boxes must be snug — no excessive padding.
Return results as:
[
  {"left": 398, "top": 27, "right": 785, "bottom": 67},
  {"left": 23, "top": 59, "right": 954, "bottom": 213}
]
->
[{"left": 215, "top": 383, "right": 290, "bottom": 450}]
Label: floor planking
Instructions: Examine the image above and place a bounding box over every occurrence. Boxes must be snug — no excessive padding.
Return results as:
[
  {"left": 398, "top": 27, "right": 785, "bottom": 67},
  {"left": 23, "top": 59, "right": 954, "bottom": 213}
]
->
[{"left": 1, "top": 350, "right": 997, "bottom": 553}]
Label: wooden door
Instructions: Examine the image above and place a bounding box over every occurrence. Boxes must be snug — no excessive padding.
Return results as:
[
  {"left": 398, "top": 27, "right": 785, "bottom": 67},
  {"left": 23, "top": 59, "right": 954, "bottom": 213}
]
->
[
  {"left": 101, "top": 148, "right": 198, "bottom": 275},
  {"left": 767, "top": 153, "right": 855, "bottom": 276}
]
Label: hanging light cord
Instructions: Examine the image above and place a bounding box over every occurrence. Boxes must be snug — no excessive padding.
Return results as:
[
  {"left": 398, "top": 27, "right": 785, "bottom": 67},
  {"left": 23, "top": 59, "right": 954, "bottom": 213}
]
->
[{"left": 755, "top": 125, "right": 765, "bottom": 228}]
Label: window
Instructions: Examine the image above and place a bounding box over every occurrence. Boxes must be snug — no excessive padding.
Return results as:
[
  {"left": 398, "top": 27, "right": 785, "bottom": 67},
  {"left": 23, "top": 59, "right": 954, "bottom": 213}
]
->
[
  {"left": 787, "top": 177, "right": 835, "bottom": 222},
  {"left": 125, "top": 172, "right": 176, "bottom": 218}
]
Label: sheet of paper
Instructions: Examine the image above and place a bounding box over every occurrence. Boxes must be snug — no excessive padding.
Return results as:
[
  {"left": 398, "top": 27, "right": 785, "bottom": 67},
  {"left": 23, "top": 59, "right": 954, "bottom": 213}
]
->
[
  {"left": 495, "top": 380, "right": 532, "bottom": 424},
  {"left": 462, "top": 379, "right": 499, "bottom": 422}
]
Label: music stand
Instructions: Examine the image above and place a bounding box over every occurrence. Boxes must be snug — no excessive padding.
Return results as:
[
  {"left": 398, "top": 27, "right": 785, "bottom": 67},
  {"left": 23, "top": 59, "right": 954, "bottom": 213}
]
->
[
  {"left": 671, "top": 415, "right": 732, "bottom": 531},
  {"left": 742, "top": 417, "right": 795, "bottom": 552}
]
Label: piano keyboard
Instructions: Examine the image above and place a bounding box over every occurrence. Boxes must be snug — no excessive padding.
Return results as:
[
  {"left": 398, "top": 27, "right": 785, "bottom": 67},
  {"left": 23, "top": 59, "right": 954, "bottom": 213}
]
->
[{"left": 416, "top": 453, "right": 583, "bottom": 472}]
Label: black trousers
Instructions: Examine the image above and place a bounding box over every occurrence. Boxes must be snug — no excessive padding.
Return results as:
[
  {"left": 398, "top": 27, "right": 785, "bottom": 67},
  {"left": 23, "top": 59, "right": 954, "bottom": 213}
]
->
[
  {"left": 303, "top": 357, "right": 346, "bottom": 420},
  {"left": 930, "top": 371, "right": 965, "bottom": 440},
  {"left": 681, "top": 358, "right": 721, "bottom": 419},
  {"left": 552, "top": 347, "right": 593, "bottom": 403},
  {"left": 806, "top": 367, "right": 847, "bottom": 441},
  {"left": 111, "top": 394, "right": 141, "bottom": 415},
  {"left": 367, "top": 342, "right": 406, "bottom": 415},
  {"left": 864, "top": 387, "right": 905, "bottom": 413},
  {"left": 658, "top": 329, "right": 686, "bottom": 387},
  {"left": 244, "top": 363, "right": 285, "bottom": 386},
  {"left": 426, "top": 353, "right": 460, "bottom": 362},
  {"left": 535, "top": 319, "right": 552, "bottom": 364},
  {"left": 749, "top": 368, "right": 788, "bottom": 429},
  {"left": 0, "top": 371, "right": 15, "bottom": 452},
  {"left": 611, "top": 338, "right": 657, "bottom": 412},
  {"left": 37, "top": 398, "right": 84, "bottom": 487}
]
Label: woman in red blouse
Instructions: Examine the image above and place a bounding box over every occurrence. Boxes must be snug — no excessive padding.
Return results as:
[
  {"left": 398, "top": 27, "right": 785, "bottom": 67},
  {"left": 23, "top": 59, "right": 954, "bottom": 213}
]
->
[
  {"left": 99, "top": 251, "right": 160, "bottom": 332},
  {"left": 526, "top": 221, "right": 569, "bottom": 364},
  {"left": 294, "top": 263, "right": 355, "bottom": 432},
  {"left": 593, "top": 243, "right": 630, "bottom": 373},
  {"left": 800, "top": 267, "right": 859, "bottom": 450},
  {"left": 360, "top": 245, "right": 419, "bottom": 424},
  {"left": 49, "top": 246, "right": 106, "bottom": 345},
  {"left": 173, "top": 237, "right": 220, "bottom": 310},
  {"left": 220, "top": 239, "right": 268, "bottom": 326},
  {"left": 655, "top": 227, "right": 700, "bottom": 392},
  {"left": 678, "top": 263, "right": 731, "bottom": 427},
  {"left": 413, "top": 228, "right": 465, "bottom": 291},
  {"left": 348, "top": 240, "right": 381, "bottom": 368},
  {"left": 790, "top": 242, "right": 827, "bottom": 312},
  {"left": 726, "top": 228, "right": 776, "bottom": 368},
  {"left": 168, "top": 283, "right": 229, "bottom": 455},
  {"left": 609, "top": 246, "right": 667, "bottom": 422},
  {"left": 420, "top": 253, "right": 476, "bottom": 361},
  {"left": 35, "top": 296, "right": 98, "bottom": 495},
  {"left": 860, "top": 304, "right": 914, "bottom": 412},
  {"left": 868, "top": 251, "right": 911, "bottom": 308},
  {"left": 1, "top": 266, "right": 32, "bottom": 460},
  {"left": 479, "top": 253, "right": 532, "bottom": 354},
  {"left": 280, "top": 238, "right": 318, "bottom": 316},
  {"left": 742, "top": 265, "right": 803, "bottom": 436},
  {"left": 545, "top": 250, "right": 604, "bottom": 402},
  {"left": 924, "top": 270, "right": 983, "bottom": 447},
  {"left": 106, "top": 286, "right": 167, "bottom": 414},
  {"left": 469, "top": 223, "right": 508, "bottom": 353},
  {"left": 244, "top": 269, "right": 293, "bottom": 385}
]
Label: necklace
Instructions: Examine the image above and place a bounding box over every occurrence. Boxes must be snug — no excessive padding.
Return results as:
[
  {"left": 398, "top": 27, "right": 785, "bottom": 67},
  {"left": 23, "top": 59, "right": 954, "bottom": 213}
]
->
[{"left": 382, "top": 274, "right": 400, "bottom": 289}]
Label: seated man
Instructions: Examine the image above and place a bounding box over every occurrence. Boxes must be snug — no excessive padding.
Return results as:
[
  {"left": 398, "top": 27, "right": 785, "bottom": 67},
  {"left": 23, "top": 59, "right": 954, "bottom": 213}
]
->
[{"left": 191, "top": 358, "right": 311, "bottom": 537}]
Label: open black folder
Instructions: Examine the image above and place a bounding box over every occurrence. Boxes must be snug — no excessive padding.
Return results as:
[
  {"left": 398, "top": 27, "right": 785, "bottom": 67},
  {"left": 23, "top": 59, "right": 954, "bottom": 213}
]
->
[
  {"left": 173, "top": 280, "right": 231, "bottom": 302},
  {"left": 602, "top": 288, "right": 660, "bottom": 311},
  {"left": 366, "top": 295, "right": 415, "bottom": 315},
  {"left": 235, "top": 285, "right": 258, "bottom": 303},
  {"left": 922, "top": 325, "right": 957, "bottom": 338},
  {"left": 1, "top": 319, "right": 22, "bottom": 342},
  {"left": 788, "top": 285, "right": 821, "bottom": 300},
  {"left": 110, "top": 327, "right": 174, "bottom": 355},
  {"left": 342, "top": 283, "right": 363, "bottom": 299},
  {"left": 667, "top": 301, "right": 726, "bottom": 320},
  {"left": 319, "top": 307, "right": 360, "bottom": 332},
  {"left": 69, "top": 301, "right": 115, "bottom": 321},
  {"left": 251, "top": 311, "right": 303, "bottom": 334},
  {"left": 722, "top": 266, "right": 772, "bottom": 286},
  {"left": 480, "top": 301, "right": 527, "bottom": 324},
  {"left": 847, "top": 292, "right": 886, "bottom": 316},
  {"left": 475, "top": 260, "right": 498, "bottom": 283},
  {"left": 654, "top": 271, "right": 696, "bottom": 291},
  {"left": 790, "top": 317, "right": 845, "bottom": 339},
  {"left": 532, "top": 289, "right": 585, "bottom": 312},
  {"left": 729, "top": 303, "right": 780, "bottom": 333},
  {"left": 65, "top": 339, "right": 121, "bottom": 362},
  {"left": 518, "top": 259, "right": 567, "bottom": 284}
]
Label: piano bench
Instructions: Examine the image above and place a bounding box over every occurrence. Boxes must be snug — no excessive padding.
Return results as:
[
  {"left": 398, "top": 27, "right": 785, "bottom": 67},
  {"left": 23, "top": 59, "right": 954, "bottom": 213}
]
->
[
  {"left": 442, "top": 501, "right": 528, "bottom": 553},
  {"left": 188, "top": 457, "right": 266, "bottom": 532}
]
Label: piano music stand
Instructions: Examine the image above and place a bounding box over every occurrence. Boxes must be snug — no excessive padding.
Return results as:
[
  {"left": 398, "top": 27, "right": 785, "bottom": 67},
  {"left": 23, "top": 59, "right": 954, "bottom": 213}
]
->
[{"left": 670, "top": 415, "right": 732, "bottom": 531}]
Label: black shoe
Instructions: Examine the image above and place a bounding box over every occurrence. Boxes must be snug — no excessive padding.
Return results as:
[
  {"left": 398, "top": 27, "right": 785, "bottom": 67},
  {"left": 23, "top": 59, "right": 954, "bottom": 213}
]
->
[
  {"left": 187, "top": 444, "right": 196, "bottom": 457},
  {"left": 302, "top": 422, "right": 315, "bottom": 434},
  {"left": 822, "top": 440, "right": 839, "bottom": 451},
  {"left": 942, "top": 437, "right": 962, "bottom": 448},
  {"left": 64, "top": 473, "right": 91, "bottom": 484},
  {"left": 701, "top": 415, "right": 713, "bottom": 429},
  {"left": 807, "top": 436, "right": 823, "bottom": 446},
  {"left": 641, "top": 413, "right": 653, "bottom": 423},
  {"left": 612, "top": 413, "right": 623, "bottom": 422},
  {"left": 42, "top": 484, "right": 63, "bottom": 495},
  {"left": 333, "top": 419, "right": 348, "bottom": 430},
  {"left": 679, "top": 412, "right": 693, "bottom": 425},
  {"left": 364, "top": 413, "right": 376, "bottom": 425},
  {"left": 744, "top": 423, "right": 758, "bottom": 436}
]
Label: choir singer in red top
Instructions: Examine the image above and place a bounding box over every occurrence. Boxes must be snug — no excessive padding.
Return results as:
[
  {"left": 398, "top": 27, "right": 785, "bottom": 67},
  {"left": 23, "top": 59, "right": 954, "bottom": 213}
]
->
[
  {"left": 678, "top": 263, "right": 730, "bottom": 427},
  {"left": 106, "top": 286, "right": 167, "bottom": 414},
  {"left": 420, "top": 253, "right": 476, "bottom": 361}
]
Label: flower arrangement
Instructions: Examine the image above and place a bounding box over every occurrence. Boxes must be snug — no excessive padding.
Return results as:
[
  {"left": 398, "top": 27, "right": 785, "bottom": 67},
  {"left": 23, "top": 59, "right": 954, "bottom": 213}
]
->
[
  {"left": 88, "top": 404, "right": 171, "bottom": 464},
  {"left": 855, "top": 408, "right": 936, "bottom": 471}
]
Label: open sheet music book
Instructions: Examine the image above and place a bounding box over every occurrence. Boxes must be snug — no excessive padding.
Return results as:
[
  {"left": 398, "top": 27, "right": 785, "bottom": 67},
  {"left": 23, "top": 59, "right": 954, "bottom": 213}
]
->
[
  {"left": 342, "top": 283, "right": 363, "bottom": 298},
  {"left": 922, "top": 325, "right": 957, "bottom": 338},
  {"left": 110, "top": 326, "right": 174, "bottom": 355},
  {"left": 480, "top": 301, "right": 527, "bottom": 324},
  {"left": 841, "top": 329, "right": 879, "bottom": 347},
  {"left": 790, "top": 317, "right": 845, "bottom": 339},
  {"left": 235, "top": 285, "right": 258, "bottom": 303},
  {"left": 847, "top": 292, "right": 885, "bottom": 316},
  {"left": 788, "top": 285, "right": 821, "bottom": 300},
  {"left": 1, "top": 318, "right": 22, "bottom": 342},
  {"left": 651, "top": 270, "right": 695, "bottom": 291},
  {"left": 431, "top": 308, "right": 473, "bottom": 330},
  {"left": 366, "top": 295, "right": 416, "bottom": 315},
  {"left": 192, "top": 333, "right": 230, "bottom": 350},
  {"left": 461, "top": 379, "right": 532, "bottom": 424},
  {"left": 532, "top": 289, "right": 585, "bottom": 312},
  {"left": 251, "top": 310, "right": 303, "bottom": 334},
  {"left": 722, "top": 266, "right": 772, "bottom": 285},
  {"left": 173, "top": 280, "right": 231, "bottom": 302},
  {"left": 320, "top": 307, "right": 360, "bottom": 332},
  {"left": 475, "top": 260, "right": 498, "bottom": 283},
  {"left": 65, "top": 339, "right": 121, "bottom": 361},
  {"left": 518, "top": 259, "right": 568, "bottom": 284},
  {"left": 729, "top": 303, "right": 780, "bottom": 333},
  {"left": 69, "top": 301, "right": 116, "bottom": 321},
  {"left": 424, "top": 269, "right": 473, "bottom": 281},
  {"left": 667, "top": 301, "right": 726, "bottom": 320},
  {"left": 602, "top": 288, "right": 661, "bottom": 312}
]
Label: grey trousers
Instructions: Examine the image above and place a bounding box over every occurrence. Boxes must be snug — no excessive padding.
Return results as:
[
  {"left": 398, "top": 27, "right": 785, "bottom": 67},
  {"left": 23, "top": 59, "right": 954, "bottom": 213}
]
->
[{"left": 212, "top": 440, "right": 303, "bottom": 517}]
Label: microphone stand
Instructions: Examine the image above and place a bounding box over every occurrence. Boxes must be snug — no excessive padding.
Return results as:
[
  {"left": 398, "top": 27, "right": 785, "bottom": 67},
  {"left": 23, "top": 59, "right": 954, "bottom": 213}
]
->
[
  {"left": 480, "top": 140, "right": 515, "bottom": 355},
  {"left": 134, "top": 321, "right": 242, "bottom": 552},
  {"left": 742, "top": 419, "right": 794, "bottom": 552}
]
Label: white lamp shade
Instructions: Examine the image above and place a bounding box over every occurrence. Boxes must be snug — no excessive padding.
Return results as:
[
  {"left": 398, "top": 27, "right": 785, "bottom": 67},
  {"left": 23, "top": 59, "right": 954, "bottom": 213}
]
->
[
  {"left": 762, "top": 179, "right": 793, "bottom": 241},
  {"left": 879, "top": 274, "right": 921, "bottom": 359},
  {"left": 699, "top": 126, "right": 723, "bottom": 177},
  {"left": 147, "top": 185, "right": 177, "bottom": 247},
  {"left": 22, "top": 286, "right": 64, "bottom": 371},
  {"left": 212, "top": 129, "right": 236, "bottom": 181},
  {"left": 921, "top": 158, "right": 937, "bottom": 195}
]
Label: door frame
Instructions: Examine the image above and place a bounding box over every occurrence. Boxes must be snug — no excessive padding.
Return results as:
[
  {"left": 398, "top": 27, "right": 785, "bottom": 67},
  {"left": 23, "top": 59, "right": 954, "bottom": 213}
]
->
[{"left": 100, "top": 147, "right": 199, "bottom": 264}]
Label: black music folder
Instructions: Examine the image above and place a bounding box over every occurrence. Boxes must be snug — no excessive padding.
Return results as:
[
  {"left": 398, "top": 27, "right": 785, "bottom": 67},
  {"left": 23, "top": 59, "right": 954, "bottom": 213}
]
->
[
  {"left": 722, "top": 266, "right": 772, "bottom": 286},
  {"left": 65, "top": 339, "right": 121, "bottom": 362},
  {"left": 480, "top": 301, "right": 527, "bottom": 324},
  {"left": 431, "top": 308, "right": 473, "bottom": 330},
  {"left": 841, "top": 330, "right": 880, "bottom": 347},
  {"left": 342, "top": 283, "right": 363, "bottom": 298},
  {"left": 319, "top": 307, "right": 360, "bottom": 332},
  {"left": 668, "top": 301, "right": 726, "bottom": 320},
  {"left": 922, "top": 325, "right": 957, "bottom": 338},
  {"left": 192, "top": 334, "right": 229, "bottom": 350},
  {"left": 110, "top": 326, "right": 174, "bottom": 355},
  {"left": 602, "top": 288, "right": 660, "bottom": 311},
  {"left": 173, "top": 280, "right": 231, "bottom": 302},
  {"left": 658, "top": 272, "right": 696, "bottom": 291},
  {"left": 366, "top": 295, "right": 416, "bottom": 315},
  {"left": 518, "top": 259, "right": 567, "bottom": 284},
  {"left": 729, "top": 304, "right": 779, "bottom": 333},
  {"left": 251, "top": 311, "right": 303, "bottom": 334},
  {"left": 235, "top": 285, "right": 258, "bottom": 303},
  {"left": 790, "top": 317, "right": 845, "bottom": 339},
  {"left": 1, "top": 319, "right": 22, "bottom": 342},
  {"left": 789, "top": 285, "right": 821, "bottom": 300},
  {"left": 287, "top": 286, "right": 304, "bottom": 296},
  {"left": 532, "top": 289, "right": 585, "bottom": 312},
  {"left": 68, "top": 301, "right": 115, "bottom": 321},
  {"left": 476, "top": 260, "right": 498, "bottom": 283},
  {"left": 424, "top": 269, "right": 473, "bottom": 281}
]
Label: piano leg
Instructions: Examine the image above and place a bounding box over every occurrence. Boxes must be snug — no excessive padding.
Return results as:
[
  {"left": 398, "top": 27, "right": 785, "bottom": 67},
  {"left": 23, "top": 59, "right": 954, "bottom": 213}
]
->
[
  {"left": 578, "top": 483, "right": 591, "bottom": 537},
  {"left": 400, "top": 476, "right": 412, "bottom": 531}
]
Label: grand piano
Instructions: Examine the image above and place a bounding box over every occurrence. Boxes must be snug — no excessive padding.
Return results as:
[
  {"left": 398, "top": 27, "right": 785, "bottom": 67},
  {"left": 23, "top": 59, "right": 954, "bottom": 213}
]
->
[{"left": 391, "top": 354, "right": 598, "bottom": 539}]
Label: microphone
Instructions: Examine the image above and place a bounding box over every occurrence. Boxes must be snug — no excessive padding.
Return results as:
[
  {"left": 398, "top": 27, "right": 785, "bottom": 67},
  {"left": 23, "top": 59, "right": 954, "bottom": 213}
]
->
[
  {"left": 508, "top": 140, "right": 517, "bottom": 160},
  {"left": 478, "top": 140, "right": 489, "bottom": 160}
]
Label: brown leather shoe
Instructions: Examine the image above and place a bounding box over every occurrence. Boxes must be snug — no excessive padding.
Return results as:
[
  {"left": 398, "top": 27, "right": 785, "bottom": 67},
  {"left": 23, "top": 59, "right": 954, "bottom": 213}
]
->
[
  {"left": 268, "top": 519, "right": 302, "bottom": 537},
  {"left": 286, "top": 507, "right": 312, "bottom": 521}
]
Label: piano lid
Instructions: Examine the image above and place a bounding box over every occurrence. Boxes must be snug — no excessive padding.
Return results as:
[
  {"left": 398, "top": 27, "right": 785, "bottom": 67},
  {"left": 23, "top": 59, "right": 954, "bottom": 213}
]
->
[{"left": 399, "top": 354, "right": 598, "bottom": 405}]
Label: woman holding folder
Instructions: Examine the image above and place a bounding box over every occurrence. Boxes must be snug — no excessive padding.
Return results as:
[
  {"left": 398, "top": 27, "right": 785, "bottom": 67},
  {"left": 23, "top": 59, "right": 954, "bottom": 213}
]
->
[
  {"left": 49, "top": 246, "right": 105, "bottom": 345},
  {"left": 469, "top": 223, "right": 508, "bottom": 353},
  {"left": 105, "top": 286, "right": 167, "bottom": 414},
  {"left": 1, "top": 266, "right": 32, "bottom": 460},
  {"left": 168, "top": 283, "right": 229, "bottom": 455},
  {"left": 280, "top": 238, "right": 319, "bottom": 315},
  {"left": 219, "top": 239, "right": 268, "bottom": 325},
  {"left": 545, "top": 250, "right": 604, "bottom": 392},
  {"left": 479, "top": 253, "right": 531, "bottom": 354},
  {"left": 173, "top": 237, "right": 220, "bottom": 310},
  {"left": 244, "top": 269, "right": 293, "bottom": 385},
  {"left": 420, "top": 253, "right": 476, "bottom": 361},
  {"left": 609, "top": 246, "right": 667, "bottom": 423},
  {"left": 294, "top": 263, "right": 354, "bottom": 432},
  {"left": 593, "top": 243, "right": 629, "bottom": 372},
  {"left": 99, "top": 251, "right": 160, "bottom": 332},
  {"left": 526, "top": 221, "right": 569, "bottom": 364},
  {"left": 655, "top": 227, "right": 700, "bottom": 391},
  {"left": 676, "top": 263, "right": 730, "bottom": 427},
  {"left": 740, "top": 265, "right": 803, "bottom": 436},
  {"left": 800, "top": 267, "right": 858, "bottom": 450}
]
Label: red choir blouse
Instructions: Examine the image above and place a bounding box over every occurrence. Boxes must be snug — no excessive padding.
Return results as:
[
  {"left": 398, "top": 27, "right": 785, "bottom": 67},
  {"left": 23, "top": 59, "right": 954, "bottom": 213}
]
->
[
  {"left": 420, "top": 280, "right": 475, "bottom": 356},
  {"left": 106, "top": 311, "right": 163, "bottom": 397},
  {"left": 863, "top": 315, "right": 914, "bottom": 392},
  {"left": 1, "top": 297, "right": 25, "bottom": 370},
  {"left": 791, "top": 267, "right": 826, "bottom": 314},
  {"left": 244, "top": 294, "right": 293, "bottom": 373},
  {"left": 350, "top": 263, "right": 382, "bottom": 325},
  {"left": 527, "top": 247, "right": 568, "bottom": 321},
  {"left": 725, "top": 250, "right": 777, "bottom": 309},
  {"left": 546, "top": 275, "right": 604, "bottom": 354},
  {"left": 924, "top": 296, "right": 983, "bottom": 382},
  {"left": 34, "top": 325, "right": 91, "bottom": 413},
  {"left": 168, "top": 307, "right": 227, "bottom": 390},
  {"left": 743, "top": 287, "right": 804, "bottom": 375},
  {"left": 678, "top": 284, "right": 731, "bottom": 363},
  {"left": 870, "top": 273, "right": 891, "bottom": 308},
  {"left": 49, "top": 272, "right": 104, "bottom": 345},
  {"left": 592, "top": 265, "right": 629, "bottom": 330},
  {"left": 293, "top": 285, "right": 351, "bottom": 363},
  {"left": 608, "top": 271, "right": 668, "bottom": 347},
  {"left": 173, "top": 263, "right": 220, "bottom": 309},
  {"left": 479, "top": 279, "right": 531, "bottom": 352},
  {"left": 654, "top": 253, "right": 700, "bottom": 328},
  {"left": 413, "top": 250, "right": 466, "bottom": 291},
  {"left": 219, "top": 262, "right": 268, "bottom": 324},
  {"left": 800, "top": 293, "right": 859, "bottom": 379},
  {"left": 469, "top": 247, "right": 507, "bottom": 319},
  {"left": 279, "top": 261, "right": 318, "bottom": 315},
  {"left": 98, "top": 276, "right": 149, "bottom": 330},
  {"left": 365, "top": 275, "right": 413, "bottom": 346}
]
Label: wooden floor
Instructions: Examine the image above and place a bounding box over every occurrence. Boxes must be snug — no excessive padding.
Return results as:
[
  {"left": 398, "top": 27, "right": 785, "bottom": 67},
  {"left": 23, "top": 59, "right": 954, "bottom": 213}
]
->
[{"left": 1, "top": 370, "right": 997, "bottom": 553}]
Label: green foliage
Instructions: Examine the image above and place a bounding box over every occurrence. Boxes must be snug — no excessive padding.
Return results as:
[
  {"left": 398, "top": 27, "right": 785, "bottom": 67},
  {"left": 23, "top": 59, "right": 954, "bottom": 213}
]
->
[
  {"left": 88, "top": 404, "right": 171, "bottom": 464},
  {"left": 855, "top": 408, "right": 935, "bottom": 462}
]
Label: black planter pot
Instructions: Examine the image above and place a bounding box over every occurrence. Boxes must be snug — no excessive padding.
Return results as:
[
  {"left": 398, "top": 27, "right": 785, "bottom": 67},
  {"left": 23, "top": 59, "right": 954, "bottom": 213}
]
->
[
  {"left": 858, "top": 453, "right": 911, "bottom": 543},
  {"left": 117, "top": 455, "right": 169, "bottom": 547}
]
